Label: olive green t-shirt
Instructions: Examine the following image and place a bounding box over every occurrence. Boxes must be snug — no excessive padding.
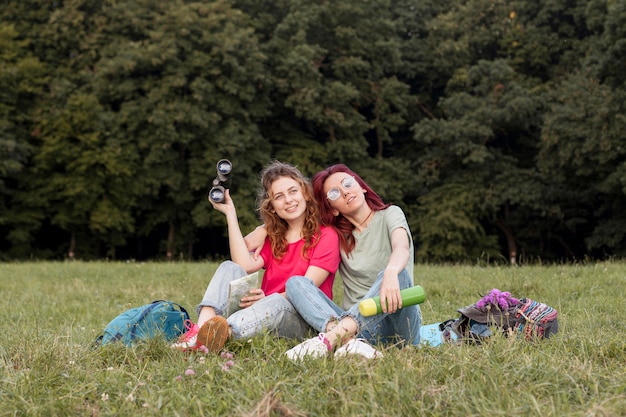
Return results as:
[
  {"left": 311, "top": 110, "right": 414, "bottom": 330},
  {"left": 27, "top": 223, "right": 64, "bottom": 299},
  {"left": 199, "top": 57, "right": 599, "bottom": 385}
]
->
[{"left": 338, "top": 205, "right": 414, "bottom": 309}]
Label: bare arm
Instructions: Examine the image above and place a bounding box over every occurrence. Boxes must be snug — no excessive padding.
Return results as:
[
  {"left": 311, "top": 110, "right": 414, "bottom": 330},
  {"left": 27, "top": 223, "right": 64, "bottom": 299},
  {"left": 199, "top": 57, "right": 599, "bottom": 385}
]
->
[
  {"left": 211, "top": 190, "right": 264, "bottom": 273},
  {"left": 378, "top": 227, "right": 411, "bottom": 313},
  {"left": 303, "top": 265, "right": 331, "bottom": 288},
  {"left": 244, "top": 224, "right": 267, "bottom": 260}
]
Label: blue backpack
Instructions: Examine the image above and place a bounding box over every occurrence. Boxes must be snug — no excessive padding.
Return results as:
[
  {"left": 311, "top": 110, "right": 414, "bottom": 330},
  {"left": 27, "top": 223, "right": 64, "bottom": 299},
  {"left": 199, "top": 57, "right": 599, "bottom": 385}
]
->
[{"left": 95, "top": 300, "right": 190, "bottom": 347}]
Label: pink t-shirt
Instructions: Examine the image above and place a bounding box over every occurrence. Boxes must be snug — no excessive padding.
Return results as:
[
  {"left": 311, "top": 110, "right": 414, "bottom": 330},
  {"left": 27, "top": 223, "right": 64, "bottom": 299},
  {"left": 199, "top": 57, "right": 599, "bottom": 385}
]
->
[{"left": 259, "top": 226, "right": 339, "bottom": 298}]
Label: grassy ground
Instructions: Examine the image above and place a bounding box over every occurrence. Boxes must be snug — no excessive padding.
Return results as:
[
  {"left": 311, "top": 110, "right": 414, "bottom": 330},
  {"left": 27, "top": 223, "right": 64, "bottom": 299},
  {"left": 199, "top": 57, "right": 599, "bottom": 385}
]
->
[{"left": 0, "top": 261, "right": 625, "bottom": 416}]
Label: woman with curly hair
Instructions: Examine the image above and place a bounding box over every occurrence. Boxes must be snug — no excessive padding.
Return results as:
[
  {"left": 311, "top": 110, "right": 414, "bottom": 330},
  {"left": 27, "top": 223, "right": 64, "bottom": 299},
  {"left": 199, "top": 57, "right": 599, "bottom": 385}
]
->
[{"left": 172, "top": 161, "right": 339, "bottom": 352}]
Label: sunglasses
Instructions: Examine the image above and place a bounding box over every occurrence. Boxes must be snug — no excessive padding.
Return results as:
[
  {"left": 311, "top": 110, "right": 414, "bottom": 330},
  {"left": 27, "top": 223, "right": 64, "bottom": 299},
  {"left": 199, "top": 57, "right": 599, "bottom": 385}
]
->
[{"left": 326, "top": 176, "right": 357, "bottom": 201}]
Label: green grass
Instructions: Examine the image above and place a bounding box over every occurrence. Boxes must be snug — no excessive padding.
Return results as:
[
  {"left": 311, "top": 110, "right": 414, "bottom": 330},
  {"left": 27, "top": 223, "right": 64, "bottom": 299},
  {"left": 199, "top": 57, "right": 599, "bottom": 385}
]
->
[{"left": 1, "top": 261, "right": 625, "bottom": 416}]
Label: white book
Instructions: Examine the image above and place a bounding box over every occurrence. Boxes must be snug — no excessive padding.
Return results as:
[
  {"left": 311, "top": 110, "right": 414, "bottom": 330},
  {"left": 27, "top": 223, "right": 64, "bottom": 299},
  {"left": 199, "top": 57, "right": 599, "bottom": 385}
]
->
[{"left": 226, "top": 271, "right": 260, "bottom": 317}]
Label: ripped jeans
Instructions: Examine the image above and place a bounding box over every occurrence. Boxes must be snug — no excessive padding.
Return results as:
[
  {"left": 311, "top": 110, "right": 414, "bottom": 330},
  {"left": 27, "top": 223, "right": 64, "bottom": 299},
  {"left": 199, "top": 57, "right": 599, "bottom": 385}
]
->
[
  {"left": 197, "top": 261, "right": 312, "bottom": 340},
  {"left": 285, "top": 269, "right": 421, "bottom": 346}
]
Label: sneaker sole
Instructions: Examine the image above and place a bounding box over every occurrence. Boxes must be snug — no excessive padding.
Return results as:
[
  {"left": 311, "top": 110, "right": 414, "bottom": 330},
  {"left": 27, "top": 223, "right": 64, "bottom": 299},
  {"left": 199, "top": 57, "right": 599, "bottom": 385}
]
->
[{"left": 197, "top": 316, "right": 230, "bottom": 352}]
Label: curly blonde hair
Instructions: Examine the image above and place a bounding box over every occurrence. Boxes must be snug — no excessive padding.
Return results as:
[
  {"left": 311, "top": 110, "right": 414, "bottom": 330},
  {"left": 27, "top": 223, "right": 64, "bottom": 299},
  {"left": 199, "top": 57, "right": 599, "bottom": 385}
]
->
[{"left": 257, "top": 161, "right": 321, "bottom": 260}]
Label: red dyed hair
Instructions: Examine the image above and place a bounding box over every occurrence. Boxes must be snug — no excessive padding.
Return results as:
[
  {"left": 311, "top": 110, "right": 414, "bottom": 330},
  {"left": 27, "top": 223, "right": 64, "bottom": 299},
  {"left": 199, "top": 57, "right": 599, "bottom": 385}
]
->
[{"left": 312, "top": 164, "right": 389, "bottom": 254}]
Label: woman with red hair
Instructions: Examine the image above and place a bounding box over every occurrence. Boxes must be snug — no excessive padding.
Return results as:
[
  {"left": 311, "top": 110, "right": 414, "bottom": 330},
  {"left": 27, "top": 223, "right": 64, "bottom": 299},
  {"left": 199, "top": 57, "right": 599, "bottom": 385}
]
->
[{"left": 285, "top": 164, "right": 421, "bottom": 359}]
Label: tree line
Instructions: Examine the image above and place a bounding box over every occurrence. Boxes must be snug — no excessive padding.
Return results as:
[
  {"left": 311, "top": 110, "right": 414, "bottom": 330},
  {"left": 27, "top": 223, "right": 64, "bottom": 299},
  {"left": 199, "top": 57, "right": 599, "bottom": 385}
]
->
[{"left": 1, "top": 0, "right": 625, "bottom": 263}]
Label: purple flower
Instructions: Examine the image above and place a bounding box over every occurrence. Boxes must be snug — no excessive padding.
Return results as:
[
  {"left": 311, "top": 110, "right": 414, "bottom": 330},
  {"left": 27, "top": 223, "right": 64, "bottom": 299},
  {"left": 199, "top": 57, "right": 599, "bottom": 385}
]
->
[
  {"left": 220, "top": 351, "right": 234, "bottom": 359},
  {"left": 476, "top": 288, "right": 519, "bottom": 311},
  {"left": 185, "top": 369, "right": 195, "bottom": 376}
]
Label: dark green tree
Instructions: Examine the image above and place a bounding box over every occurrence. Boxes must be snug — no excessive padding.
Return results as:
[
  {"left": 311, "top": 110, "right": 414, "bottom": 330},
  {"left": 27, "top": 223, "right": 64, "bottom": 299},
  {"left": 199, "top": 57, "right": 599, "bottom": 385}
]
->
[
  {"left": 254, "top": 1, "right": 416, "bottom": 180},
  {"left": 539, "top": 18, "right": 626, "bottom": 257},
  {"left": 412, "top": 59, "right": 548, "bottom": 263},
  {"left": 90, "top": 0, "right": 272, "bottom": 258},
  {"left": 0, "top": 23, "right": 47, "bottom": 257}
]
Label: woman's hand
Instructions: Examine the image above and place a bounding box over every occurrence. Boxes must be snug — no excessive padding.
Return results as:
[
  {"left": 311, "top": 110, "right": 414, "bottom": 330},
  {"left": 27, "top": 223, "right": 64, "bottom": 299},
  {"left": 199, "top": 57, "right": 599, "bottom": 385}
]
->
[
  {"left": 378, "top": 228, "right": 411, "bottom": 313},
  {"left": 209, "top": 189, "right": 236, "bottom": 216},
  {"left": 379, "top": 267, "right": 402, "bottom": 314},
  {"left": 239, "top": 288, "right": 265, "bottom": 309}
]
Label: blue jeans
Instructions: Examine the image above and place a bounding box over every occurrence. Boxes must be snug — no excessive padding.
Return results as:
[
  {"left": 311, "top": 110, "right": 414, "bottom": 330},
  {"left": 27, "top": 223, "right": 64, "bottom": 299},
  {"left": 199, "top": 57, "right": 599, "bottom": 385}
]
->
[
  {"left": 197, "top": 261, "right": 312, "bottom": 340},
  {"left": 285, "top": 269, "right": 422, "bottom": 346}
]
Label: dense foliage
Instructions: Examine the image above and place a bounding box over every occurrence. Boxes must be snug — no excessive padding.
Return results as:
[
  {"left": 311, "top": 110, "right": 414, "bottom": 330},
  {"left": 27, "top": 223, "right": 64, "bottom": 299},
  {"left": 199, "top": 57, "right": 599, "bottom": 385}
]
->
[{"left": 1, "top": 0, "right": 625, "bottom": 262}]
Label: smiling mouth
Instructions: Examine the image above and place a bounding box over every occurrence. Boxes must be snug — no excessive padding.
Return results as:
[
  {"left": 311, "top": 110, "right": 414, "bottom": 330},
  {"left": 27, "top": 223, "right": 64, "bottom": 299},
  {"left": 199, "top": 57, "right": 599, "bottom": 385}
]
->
[{"left": 285, "top": 205, "right": 298, "bottom": 213}]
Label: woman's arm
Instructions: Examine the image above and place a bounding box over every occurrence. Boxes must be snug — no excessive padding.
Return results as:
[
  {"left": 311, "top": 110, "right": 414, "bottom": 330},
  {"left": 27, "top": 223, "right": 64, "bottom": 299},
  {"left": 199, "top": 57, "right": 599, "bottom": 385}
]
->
[
  {"left": 244, "top": 224, "right": 267, "bottom": 260},
  {"left": 211, "top": 190, "right": 264, "bottom": 273},
  {"left": 378, "top": 227, "right": 411, "bottom": 314},
  {"left": 302, "top": 265, "right": 330, "bottom": 288}
]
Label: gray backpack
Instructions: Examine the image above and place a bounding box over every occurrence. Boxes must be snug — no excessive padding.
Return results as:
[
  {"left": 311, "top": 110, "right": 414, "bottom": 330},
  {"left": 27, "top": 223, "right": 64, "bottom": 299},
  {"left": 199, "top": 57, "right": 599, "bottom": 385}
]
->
[{"left": 440, "top": 290, "right": 559, "bottom": 344}]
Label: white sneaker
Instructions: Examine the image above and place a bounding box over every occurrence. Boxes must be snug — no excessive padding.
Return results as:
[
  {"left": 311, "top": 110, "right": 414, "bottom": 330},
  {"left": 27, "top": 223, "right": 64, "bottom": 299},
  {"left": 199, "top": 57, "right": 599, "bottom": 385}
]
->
[
  {"left": 285, "top": 334, "right": 330, "bottom": 361},
  {"left": 334, "top": 339, "right": 383, "bottom": 359}
]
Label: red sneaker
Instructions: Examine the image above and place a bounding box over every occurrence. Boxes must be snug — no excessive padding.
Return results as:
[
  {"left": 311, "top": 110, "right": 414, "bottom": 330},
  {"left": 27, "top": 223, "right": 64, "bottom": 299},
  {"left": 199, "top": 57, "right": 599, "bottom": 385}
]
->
[{"left": 170, "top": 320, "right": 200, "bottom": 351}]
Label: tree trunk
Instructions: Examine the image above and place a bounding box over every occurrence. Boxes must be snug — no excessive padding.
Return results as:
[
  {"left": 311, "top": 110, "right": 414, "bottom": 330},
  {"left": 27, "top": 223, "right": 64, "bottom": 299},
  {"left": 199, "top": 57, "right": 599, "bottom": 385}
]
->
[
  {"left": 495, "top": 216, "right": 517, "bottom": 265},
  {"left": 68, "top": 233, "right": 76, "bottom": 259},
  {"left": 167, "top": 223, "right": 175, "bottom": 261}
]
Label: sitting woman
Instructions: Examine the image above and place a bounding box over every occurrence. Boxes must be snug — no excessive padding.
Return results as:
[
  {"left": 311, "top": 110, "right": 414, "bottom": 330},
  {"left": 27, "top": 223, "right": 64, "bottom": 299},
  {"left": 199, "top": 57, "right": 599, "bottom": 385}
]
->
[{"left": 172, "top": 161, "right": 340, "bottom": 352}]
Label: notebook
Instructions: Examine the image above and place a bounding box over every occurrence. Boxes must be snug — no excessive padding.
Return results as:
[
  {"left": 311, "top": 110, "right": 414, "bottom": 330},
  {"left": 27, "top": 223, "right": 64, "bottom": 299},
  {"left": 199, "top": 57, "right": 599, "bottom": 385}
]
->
[{"left": 225, "top": 271, "right": 260, "bottom": 317}]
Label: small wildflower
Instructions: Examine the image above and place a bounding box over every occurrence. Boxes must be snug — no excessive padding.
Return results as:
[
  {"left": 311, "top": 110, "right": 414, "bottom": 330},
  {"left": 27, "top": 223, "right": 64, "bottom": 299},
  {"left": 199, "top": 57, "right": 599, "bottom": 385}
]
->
[
  {"left": 101, "top": 393, "right": 109, "bottom": 401},
  {"left": 68, "top": 360, "right": 75, "bottom": 365},
  {"left": 225, "top": 360, "right": 234, "bottom": 368},
  {"left": 185, "top": 369, "right": 195, "bottom": 376},
  {"left": 175, "top": 375, "right": 182, "bottom": 381},
  {"left": 198, "top": 356, "right": 206, "bottom": 364},
  {"left": 106, "top": 367, "right": 115, "bottom": 371},
  {"left": 220, "top": 352, "right": 234, "bottom": 359},
  {"left": 198, "top": 345, "right": 209, "bottom": 354},
  {"left": 126, "top": 394, "right": 135, "bottom": 401},
  {"left": 221, "top": 365, "right": 230, "bottom": 371},
  {"left": 143, "top": 403, "right": 149, "bottom": 408}
]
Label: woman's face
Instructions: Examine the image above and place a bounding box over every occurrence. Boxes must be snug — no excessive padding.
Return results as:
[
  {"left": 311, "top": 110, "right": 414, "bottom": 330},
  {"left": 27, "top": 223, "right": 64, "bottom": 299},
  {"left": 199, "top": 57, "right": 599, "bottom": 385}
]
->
[
  {"left": 323, "top": 172, "right": 366, "bottom": 216},
  {"left": 269, "top": 176, "right": 308, "bottom": 222}
]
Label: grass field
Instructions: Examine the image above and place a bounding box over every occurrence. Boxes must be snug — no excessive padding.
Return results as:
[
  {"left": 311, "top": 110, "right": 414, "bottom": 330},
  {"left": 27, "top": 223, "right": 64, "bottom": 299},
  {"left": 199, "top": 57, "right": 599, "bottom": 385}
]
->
[{"left": 1, "top": 261, "right": 625, "bottom": 416}]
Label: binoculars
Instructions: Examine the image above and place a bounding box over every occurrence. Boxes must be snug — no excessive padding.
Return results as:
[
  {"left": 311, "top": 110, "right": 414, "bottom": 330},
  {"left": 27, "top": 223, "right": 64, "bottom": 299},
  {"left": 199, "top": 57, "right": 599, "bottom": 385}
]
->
[{"left": 208, "top": 159, "right": 233, "bottom": 204}]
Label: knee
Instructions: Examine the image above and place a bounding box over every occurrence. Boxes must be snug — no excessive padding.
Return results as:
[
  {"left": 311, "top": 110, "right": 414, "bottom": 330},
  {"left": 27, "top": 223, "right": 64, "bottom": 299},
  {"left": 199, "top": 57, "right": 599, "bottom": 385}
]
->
[
  {"left": 285, "top": 275, "right": 310, "bottom": 297},
  {"left": 217, "top": 260, "right": 238, "bottom": 272}
]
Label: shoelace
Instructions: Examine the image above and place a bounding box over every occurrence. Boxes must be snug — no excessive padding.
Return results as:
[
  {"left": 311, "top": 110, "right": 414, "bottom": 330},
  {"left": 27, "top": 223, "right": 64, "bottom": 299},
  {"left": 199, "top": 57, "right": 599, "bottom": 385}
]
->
[
  {"left": 318, "top": 333, "right": 332, "bottom": 351},
  {"left": 183, "top": 319, "right": 195, "bottom": 332}
]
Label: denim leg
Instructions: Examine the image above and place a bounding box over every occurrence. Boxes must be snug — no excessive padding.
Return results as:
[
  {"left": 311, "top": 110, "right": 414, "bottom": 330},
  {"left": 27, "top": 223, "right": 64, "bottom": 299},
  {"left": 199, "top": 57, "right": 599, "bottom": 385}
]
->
[
  {"left": 196, "top": 261, "right": 247, "bottom": 317},
  {"left": 285, "top": 276, "right": 344, "bottom": 333},
  {"left": 227, "top": 293, "right": 312, "bottom": 340},
  {"left": 364, "top": 304, "right": 422, "bottom": 346},
  {"left": 345, "top": 269, "right": 422, "bottom": 346}
]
